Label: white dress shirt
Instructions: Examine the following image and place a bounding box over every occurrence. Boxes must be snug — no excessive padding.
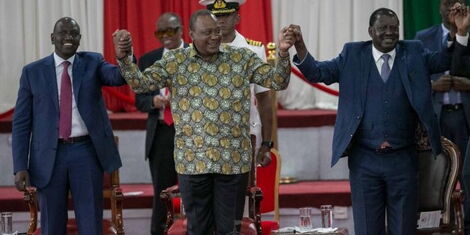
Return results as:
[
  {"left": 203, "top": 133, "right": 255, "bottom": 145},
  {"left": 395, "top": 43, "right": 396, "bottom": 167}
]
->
[{"left": 54, "top": 53, "right": 88, "bottom": 137}]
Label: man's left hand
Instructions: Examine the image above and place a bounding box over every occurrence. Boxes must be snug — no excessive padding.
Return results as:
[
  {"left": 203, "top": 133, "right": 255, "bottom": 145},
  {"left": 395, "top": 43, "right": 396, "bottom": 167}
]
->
[
  {"left": 256, "top": 146, "right": 272, "bottom": 167},
  {"left": 452, "top": 76, "right": 470, "bottom": 91},
  {"left": 278, "top": 26, "right": 296, "bottom": 56}
]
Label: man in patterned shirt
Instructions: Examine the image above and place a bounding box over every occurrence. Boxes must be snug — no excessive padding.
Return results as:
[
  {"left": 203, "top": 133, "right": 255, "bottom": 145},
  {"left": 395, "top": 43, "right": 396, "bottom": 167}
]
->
[{"left": 113, "top": 9, "right": 294, "bottom": 235}]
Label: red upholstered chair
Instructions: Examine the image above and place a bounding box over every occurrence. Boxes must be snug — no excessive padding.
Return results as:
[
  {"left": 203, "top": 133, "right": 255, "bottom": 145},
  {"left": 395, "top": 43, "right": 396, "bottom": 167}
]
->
[
  {"left": 24, "top": 136, "right": 124, "bottom": 235},
  {"left": 256, "top": 149, "right": 281, "bottom": 235},
  {"left": 160, "top": 149, "right": 281, "bottom": 235}
]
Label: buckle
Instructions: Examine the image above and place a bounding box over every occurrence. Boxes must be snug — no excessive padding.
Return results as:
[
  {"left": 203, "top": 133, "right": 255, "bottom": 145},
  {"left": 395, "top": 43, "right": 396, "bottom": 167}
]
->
[
  {"left": 376, "top": 146, "right": 393, "bottom": 154},
  {"left": 58, "top": 135, "right": 89, "bottom": 144}
]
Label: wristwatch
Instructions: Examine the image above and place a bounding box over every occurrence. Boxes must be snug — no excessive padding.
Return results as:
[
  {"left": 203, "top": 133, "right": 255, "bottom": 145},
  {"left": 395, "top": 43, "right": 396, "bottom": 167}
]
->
[{"left": 261, "top": 141, "right": 274, "bottom": 149}]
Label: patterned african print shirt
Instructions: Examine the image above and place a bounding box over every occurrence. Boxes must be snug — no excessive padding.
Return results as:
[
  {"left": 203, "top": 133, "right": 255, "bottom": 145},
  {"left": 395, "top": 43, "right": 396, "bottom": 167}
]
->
[{"left": 118, "top": 45, "right": 290, "bottom": 175}]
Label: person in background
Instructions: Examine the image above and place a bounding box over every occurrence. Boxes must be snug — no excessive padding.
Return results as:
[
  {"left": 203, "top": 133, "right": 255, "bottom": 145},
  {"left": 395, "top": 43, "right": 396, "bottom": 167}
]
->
[
  {"left": 135, "top": 12, "right": 188, "bottom": 235},
  {"left": 450, "top": 5, "right": 470, "bottom": 234},
  {"left": 415, "top": 1, "right": 470, "bottom": 232},
  {"left": 199, "top": 0, "right": 274, "bottom": 168},
  {"left": 12, "top": 17, "right": 125, "bottom": 235}
]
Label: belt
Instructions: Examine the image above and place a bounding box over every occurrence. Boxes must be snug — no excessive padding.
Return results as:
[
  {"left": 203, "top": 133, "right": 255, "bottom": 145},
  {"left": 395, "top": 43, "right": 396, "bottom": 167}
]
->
[
  {"left": 58, "top": 135, "right": 90, "bottom": 144},
  {"left": 442, "top": 104, "right": 463, "bottom": 112},
  {"left": 375, "top": 146, "right": 395, "bottom": 154}
]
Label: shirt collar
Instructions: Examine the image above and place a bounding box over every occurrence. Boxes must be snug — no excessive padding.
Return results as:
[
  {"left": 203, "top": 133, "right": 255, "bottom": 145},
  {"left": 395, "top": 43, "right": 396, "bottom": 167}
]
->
[
  {"left": 163, "top": 40, "right": 185, "bottom": 55},
  {"left": 372, "top": 45, "right": 396, "bottom": 64},
  {"left": 441, "top": 23, "right": 449, "bottom": 39},
  {"left": 224, "top": 30, "right": 248, "bottom": 47},
  {"left": 54, "top": 52, "right": 75, "bottom": 67},
  {"left": 189, "top": 43, "right": 227, "bottom": 59}
]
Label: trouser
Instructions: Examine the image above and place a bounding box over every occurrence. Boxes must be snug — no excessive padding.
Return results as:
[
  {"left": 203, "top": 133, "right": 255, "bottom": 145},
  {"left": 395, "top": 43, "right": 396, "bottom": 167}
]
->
[
  {"left": 348, "top": 146, "right": 418, "bottom": 235},
  {"left": 178, "top": 173, "right": 249, "bottom": 235},
  {"left": 38, "top": 138, "right": 103, "bottom": 235}
]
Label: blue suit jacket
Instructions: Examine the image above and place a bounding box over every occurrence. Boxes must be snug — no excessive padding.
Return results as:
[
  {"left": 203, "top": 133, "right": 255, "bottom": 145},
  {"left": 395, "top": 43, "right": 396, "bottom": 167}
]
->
[
  {"left": 12, "top": 52, "right": 126, "bottom": 188},
  {"left": 415, "top": 25, "right": 470, "bottom": 127},
  {"left": 294, "top": 41, "right": 449, "bottom": 166}
]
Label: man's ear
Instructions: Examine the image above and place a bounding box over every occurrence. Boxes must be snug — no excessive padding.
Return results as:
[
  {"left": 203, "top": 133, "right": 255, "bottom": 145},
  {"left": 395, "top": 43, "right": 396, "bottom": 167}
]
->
[
  {"left": 51, "top": 33, "right": 55, "bottom": 45},
  {"left": 368, "top": 27, "right": 373, "bottom": 38},
  {"left": 234, "top": 13, "right": 240, "bottom": 25},
  {"left": 189, "top": 30, "right": 194, "bottom": 41}
]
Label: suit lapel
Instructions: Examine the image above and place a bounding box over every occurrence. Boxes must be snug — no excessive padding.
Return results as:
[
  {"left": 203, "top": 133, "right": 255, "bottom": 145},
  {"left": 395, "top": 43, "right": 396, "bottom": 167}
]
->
[
  {"left": 396, "top": 44, "right": 413, "bottom": 103},
  {"left": 44, "top": 54, "right": 59, "bottom": 112},
  {"left": 435, "top": 25, "right": 444, "bottom": 51},
  {"left": 359, "top": 44, "right": 373, "bottom": 109},
  {"left": 72, "top": 54, "right": 85, "bottom": 102}
]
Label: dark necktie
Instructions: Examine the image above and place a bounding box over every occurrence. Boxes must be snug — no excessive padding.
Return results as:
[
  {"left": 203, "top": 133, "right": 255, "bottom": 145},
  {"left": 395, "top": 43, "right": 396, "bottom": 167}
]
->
[
  {"left": 381, "top": 54, "right": 391, "bottom": 82},
  {"left": 59, "top": 61, "right": 72, "bottom": 139},
  {"left": 163, "top": 88, "right": 173, "bottom": 126}
]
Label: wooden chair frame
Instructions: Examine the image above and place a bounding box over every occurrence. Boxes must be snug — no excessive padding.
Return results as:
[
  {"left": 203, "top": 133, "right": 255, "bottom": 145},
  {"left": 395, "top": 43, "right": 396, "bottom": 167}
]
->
[{"left": 417, "top": 137, "right": 464, "bottom": 235}]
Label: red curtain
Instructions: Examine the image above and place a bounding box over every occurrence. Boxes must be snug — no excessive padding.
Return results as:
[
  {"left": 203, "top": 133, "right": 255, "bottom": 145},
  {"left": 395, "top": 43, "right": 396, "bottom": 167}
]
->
[{"left": 102, "top": 0, "right": 273, "bottom": 112}]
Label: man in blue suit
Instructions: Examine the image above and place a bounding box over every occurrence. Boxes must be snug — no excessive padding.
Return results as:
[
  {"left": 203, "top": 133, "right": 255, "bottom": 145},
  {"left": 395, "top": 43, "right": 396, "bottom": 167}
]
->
[
  {"left": 290, "top": 8, "right": 467, "bottom": 235},
  {"left": 12, "top": 17, "right": 126, "bottom": 235}
]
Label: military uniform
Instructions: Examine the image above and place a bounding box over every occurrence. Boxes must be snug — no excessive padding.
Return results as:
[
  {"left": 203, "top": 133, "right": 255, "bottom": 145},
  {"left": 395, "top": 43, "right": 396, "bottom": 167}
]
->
[{"left": 223, "top": 30, "right": 270, "bottom": 152}]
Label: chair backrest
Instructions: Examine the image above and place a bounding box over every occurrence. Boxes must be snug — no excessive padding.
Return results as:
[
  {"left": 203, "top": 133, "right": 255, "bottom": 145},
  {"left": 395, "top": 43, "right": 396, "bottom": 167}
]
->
[
  {"left": 256, "top": 148, "right": 281, "bottom": 221},
  {"left": 417, "top": 137, "right": 461, "bottom": 225}
]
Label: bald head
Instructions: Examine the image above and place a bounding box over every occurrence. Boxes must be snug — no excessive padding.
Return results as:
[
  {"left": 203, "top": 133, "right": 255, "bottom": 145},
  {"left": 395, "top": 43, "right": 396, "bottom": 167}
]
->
[
  {"left": 157, "top": 13, "right": 181, "bottom": 29},
  {"left": 51, "top": 17, "right": 81, "bottom": 59},
  {"left": 53, "top": 17, "right": 80, "bottom": 34},
  {"left": 155, "top": 13, "right": 183, "bottom": 49}
]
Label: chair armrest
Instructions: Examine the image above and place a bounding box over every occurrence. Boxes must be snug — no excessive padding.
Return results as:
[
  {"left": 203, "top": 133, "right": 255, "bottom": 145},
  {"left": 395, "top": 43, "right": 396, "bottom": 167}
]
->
[
  {"left": 110, "top": 186, "right": 124, "bottom": 235},
  {"left": 160, "top": 185, "right": 181, "bottom": 234},
  {"left": 452, "top": 190, "right": 464, "bottom": 234},
  {"left": 247, "top": 186, "right": 263, "bottom": 235},
  {"left": 24, "top": 190, "right": 38, "bottom": 235}
]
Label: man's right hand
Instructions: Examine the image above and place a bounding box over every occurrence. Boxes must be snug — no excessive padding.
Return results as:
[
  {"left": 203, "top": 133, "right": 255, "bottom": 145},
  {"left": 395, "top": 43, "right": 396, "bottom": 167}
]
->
[
  {"left": 152, "top": 95, "right": 170, "bottom": 109},
  {"left": 432, "top": 75, "right": 453, "bottom": 92},
  {"left": 112, "top": 29, "right": 133, "bottom": 60},
  {"left": 14, "top": 170, "right": 30, "bottom": 192},
  {"left": 289, "top": 24, "right": 308, "bottom": 61},
  {"left": 451, "top": 3, "right": 470, "bottom": 36}
]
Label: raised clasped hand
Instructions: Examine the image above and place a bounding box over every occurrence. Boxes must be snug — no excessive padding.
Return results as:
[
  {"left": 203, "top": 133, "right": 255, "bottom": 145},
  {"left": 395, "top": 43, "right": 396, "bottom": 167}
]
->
[
  {"left": 112, "top": 29, "right": 133, "bottom": 59},
  {"left": 278, "top": 26, "right": 296, "bottom": 56},
  {"left": 450, "top": 2, "right": 470, "bottom": 35}
]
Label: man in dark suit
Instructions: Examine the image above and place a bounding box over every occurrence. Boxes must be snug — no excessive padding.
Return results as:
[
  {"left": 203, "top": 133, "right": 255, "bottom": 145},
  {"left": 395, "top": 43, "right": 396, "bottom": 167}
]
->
[
  {"left": 291, "top": 8, "right": 466, "bottom": 234},
  {"left": 135, "top": 12, "right": 188, "bottom": 235},
  {"left": 12, "top": 17, "right": 125, "bottom": 235},
  {"left": 415, "top": 1, "right": 470, "bottom": 232},
  {"left": 415, "top": 0, "right": 470, "bottom": 178},
  {"left": 451, "top": 5, "right": 470, "bottom": 234}
]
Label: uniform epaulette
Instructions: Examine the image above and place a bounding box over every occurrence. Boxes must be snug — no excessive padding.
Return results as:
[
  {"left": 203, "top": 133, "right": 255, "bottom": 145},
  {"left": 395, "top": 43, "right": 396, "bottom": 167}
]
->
[{"left": 246, "top": 38, "right": 263, "bottom": 47}]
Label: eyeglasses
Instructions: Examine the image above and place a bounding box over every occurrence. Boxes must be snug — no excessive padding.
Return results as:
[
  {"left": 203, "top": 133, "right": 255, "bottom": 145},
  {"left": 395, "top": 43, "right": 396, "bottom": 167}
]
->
[{"left": 156, "top": 27, "right": 180, "bottom": 39}]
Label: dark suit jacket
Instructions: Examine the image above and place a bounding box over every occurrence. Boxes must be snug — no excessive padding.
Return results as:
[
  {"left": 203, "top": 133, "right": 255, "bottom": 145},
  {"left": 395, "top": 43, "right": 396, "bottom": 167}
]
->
[
  {"left": 294, "top": 41, "right": 450, "bottom": 166},
  {"left": 136, "top": 44, "right": 188, "bottom": 159},
  {"left": 451, "top": 40, "right": 470, "bottom": 77},
  {"left": 415, "top": 25, "right": 470, "bottom": 127},
  {"left": 12, "top": 52, "right": 126, "bottom": 188}
]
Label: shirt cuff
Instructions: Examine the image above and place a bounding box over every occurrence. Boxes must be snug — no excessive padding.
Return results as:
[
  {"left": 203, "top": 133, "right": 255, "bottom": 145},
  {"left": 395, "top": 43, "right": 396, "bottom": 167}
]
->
[
  {"left": 456, "top": 33, "right": 469, "bottom": 46},
  {"left": 117, "top": 54, "right": 133, "bottom": 66},
  {"left": 293, "top": 52, "right": 309, "bottom": 66}
]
